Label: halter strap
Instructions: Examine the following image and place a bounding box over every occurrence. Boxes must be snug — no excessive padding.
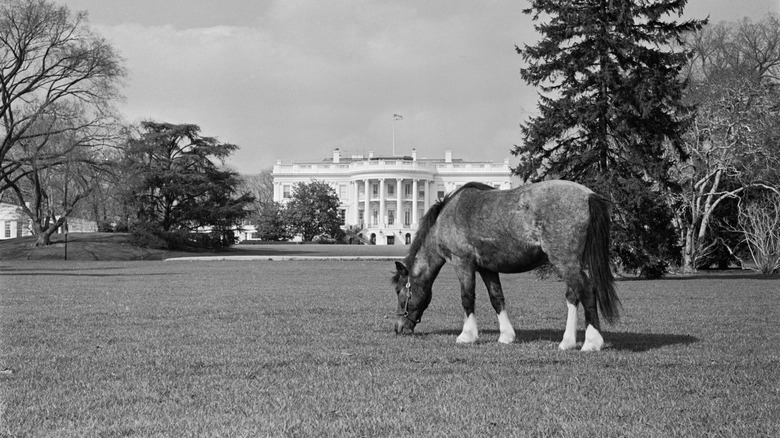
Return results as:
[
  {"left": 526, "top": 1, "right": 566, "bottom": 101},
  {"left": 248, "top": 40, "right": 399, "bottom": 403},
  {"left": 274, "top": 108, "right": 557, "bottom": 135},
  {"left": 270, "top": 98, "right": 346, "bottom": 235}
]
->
[{"left": 398, "top": 281, "right": 421, "bottom": 324}]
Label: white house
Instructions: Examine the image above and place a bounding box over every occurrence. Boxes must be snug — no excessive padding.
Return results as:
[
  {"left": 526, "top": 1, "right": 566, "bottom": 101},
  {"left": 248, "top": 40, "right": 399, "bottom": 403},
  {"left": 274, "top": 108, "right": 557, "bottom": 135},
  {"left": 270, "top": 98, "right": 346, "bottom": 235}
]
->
[{"left": 272, "top": 149, "right": 512, "bottom": 245}]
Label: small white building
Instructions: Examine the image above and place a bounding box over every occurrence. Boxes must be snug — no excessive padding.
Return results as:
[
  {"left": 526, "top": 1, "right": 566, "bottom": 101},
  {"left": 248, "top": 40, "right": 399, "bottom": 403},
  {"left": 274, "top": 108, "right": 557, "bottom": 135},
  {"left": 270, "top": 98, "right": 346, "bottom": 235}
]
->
[
  {"left": 0, "top": 202, "right": 97, "bottom": 240},
  {"left": 0, "top": 203, "right": 31, "bottom": 240},
  {"left": 272, "top": 149, "right": 512, "bottom": 245}
]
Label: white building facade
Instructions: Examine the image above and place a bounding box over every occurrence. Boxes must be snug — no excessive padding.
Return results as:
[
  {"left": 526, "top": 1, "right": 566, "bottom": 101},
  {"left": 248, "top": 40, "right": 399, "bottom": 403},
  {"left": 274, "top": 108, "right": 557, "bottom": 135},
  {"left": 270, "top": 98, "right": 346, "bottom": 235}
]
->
[
  {"left": 0, "top": 203, "right": 31, "bottom": 240},
  {"left": 272, "top": 149, "right": 512, "bottom": 245}
]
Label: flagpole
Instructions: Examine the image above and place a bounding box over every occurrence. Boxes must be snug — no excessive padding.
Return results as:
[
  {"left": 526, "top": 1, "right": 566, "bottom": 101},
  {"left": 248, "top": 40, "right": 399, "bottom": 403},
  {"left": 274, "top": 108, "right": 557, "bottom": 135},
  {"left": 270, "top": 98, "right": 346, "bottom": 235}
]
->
[
  {"left": 392, "top": 114, "right": 402, "bottom": 156},
  {"left": 392, "top": 117, "right": 395, "bottom": 157}
]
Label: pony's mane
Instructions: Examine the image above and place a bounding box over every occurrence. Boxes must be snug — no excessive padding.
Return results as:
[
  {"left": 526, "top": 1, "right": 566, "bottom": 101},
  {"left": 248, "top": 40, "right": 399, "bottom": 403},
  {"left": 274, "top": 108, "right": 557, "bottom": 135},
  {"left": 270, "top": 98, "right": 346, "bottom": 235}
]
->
[{"left": 392, "top": 182, "right": 495, "bottom": 286}]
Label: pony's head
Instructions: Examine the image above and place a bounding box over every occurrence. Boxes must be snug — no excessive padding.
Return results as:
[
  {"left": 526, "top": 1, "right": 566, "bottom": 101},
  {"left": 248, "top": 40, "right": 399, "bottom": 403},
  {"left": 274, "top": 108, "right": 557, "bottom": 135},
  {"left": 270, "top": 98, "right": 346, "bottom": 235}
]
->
[{"left": 392, "top": 261, "right": 432, "bottom": 335}]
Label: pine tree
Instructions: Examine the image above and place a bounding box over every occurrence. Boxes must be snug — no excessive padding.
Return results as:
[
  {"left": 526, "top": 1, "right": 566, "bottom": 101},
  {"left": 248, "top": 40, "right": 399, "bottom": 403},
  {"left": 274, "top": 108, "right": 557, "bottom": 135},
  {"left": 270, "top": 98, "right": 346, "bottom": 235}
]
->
[{"left": 514, "top": 0, "right": 705, "bottom": 276}]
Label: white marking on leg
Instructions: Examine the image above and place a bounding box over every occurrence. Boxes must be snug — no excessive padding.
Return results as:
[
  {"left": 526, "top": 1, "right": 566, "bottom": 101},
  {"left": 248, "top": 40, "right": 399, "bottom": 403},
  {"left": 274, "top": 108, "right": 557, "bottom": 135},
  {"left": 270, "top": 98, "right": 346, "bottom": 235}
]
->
[
  {"left": 581, "top": 324, "right": 604, "bottom": 351},
  {"left": 497, "top": 310, "right": 516, "bottom": 344},
  {"left": 456, "top": 313, "right": 479, "bottom": 343},
  {"left": 558, "top": 302, "right": 578, "bottom": 350}
]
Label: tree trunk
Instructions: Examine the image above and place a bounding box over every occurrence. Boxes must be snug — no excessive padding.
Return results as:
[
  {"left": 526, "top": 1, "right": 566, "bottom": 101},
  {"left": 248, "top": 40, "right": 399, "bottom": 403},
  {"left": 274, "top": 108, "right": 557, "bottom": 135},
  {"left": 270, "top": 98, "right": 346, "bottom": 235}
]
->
[{"left": 682, "top": 225, "right": 696, "bottom": 273}]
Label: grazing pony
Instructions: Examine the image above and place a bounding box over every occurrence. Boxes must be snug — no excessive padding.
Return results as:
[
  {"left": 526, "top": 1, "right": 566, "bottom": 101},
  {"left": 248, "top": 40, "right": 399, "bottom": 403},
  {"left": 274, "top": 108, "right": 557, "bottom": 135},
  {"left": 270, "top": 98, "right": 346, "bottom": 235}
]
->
[{"left": 392, "top": 180, "right": 620, "bottom": 351}]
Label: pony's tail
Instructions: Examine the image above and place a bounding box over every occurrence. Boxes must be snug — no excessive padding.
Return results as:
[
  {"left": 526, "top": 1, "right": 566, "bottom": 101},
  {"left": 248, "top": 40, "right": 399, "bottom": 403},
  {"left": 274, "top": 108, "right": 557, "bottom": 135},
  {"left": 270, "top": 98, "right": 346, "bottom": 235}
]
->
[{"left": 585, "top": 194, "right": 621, "bottom": 324}]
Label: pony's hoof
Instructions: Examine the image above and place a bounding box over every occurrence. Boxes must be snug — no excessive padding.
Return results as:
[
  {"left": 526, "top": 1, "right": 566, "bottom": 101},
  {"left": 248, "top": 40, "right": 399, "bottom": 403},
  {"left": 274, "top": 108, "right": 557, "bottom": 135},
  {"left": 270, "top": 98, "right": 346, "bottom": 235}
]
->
[
  {"left": 558, "top": 338, "right": 577, "bottom": 350},
  {"left": 456, "top": 332, "right": 478, "bottom": 343},
  {"left": 581, "top": 325, "right": 604, "bottom": 351},
  {"left": 498, "top": 332, "right": 515, "bottom": 344}
]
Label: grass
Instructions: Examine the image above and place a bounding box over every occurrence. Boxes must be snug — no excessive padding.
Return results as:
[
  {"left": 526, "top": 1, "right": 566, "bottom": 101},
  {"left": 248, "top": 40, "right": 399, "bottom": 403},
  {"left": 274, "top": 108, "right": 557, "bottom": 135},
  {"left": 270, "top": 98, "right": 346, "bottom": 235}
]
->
[
  {"left": 1, "top": 260, "right": 778, "bottom": 437},
  {"left": 0, "top": 233, "right": 186, "bottom": 261},
  {"left": 0, "top": 233, "right": 409, "bottom": 261}
]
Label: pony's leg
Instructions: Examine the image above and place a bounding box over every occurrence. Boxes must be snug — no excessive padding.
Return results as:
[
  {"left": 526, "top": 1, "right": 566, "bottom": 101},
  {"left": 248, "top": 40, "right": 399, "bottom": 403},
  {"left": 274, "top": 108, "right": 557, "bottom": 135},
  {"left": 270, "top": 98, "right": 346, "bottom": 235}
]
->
[
  {"left": 558, "top": 263, "right": 605, "bottom": 351},
  {"left": 454, "top": 262, "right": 479, "bottom": 343},
  {"left": 479, "top": 269, "right": 516, "bottom": 344},
  {"left": 579, "top": 278, "right": 604, "bottom": 352},
  {"left": 559, "top": 298, "right": 578, "bottom": 350}
]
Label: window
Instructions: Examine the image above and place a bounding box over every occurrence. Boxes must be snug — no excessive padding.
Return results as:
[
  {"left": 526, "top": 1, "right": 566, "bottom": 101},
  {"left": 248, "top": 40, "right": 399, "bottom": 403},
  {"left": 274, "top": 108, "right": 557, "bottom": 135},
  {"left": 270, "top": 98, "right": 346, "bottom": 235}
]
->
[
  {"left": 372, "top": 184, "right": 378, "bottom": 196},
  {"left": 388, "top": 209, "right": 395, "bottom": 225},
  {"left": 358, "top": 210, "right": 364, "bottom": 222},
  {"left": 372, "top": 209, "right": 378, "bottom": 225},
  {"left": 16, "top": 221, "right": 23, "bottom": 237},
  {"left": 405, "top": 183, "right": 412, "bottom": 197},
  {"left": 283, "top": 185, "right": 291, "bottom": 199},
  {"left": 418, "top": 185, "right": 425, "bottom": 198},
  {"left": 4, "top": 222, "right": 9, "bottom": 238},
  {"left": 388, "top": 183, "right": 395, "bottom": 196},
  {"left": 437, "top": 184, "right": 445, "bottom": 200},
  {"left": 404, "top": 209, "right": 411, "bottom": 226},
  {"left": 339, "top": 184, "right": 347, "bottom": 200},
  {"left": 338, "top": 209, "right": 346, "bottom": 226}
]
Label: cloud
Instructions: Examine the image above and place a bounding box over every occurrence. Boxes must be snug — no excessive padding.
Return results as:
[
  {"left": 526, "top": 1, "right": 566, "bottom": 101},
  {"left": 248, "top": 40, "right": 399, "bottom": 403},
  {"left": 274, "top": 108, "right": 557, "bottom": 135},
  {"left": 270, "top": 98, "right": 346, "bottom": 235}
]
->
[{"left": 91, "top": 2, "right": 541, "bottom": 172}]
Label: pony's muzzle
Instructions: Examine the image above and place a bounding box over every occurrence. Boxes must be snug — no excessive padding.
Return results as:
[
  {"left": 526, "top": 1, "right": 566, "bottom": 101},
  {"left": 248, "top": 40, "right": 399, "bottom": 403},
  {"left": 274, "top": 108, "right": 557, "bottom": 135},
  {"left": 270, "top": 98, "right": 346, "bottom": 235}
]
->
[{"left": 394, "top": 317, "right": 416, "bottom": 335}]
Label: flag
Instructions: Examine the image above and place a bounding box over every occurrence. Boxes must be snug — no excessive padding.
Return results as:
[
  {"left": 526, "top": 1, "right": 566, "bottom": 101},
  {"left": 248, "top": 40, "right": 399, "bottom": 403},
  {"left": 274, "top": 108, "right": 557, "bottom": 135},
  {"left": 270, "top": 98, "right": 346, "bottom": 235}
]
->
[{"left": 393, "top": 114, "right": 403, "bottom": 120}]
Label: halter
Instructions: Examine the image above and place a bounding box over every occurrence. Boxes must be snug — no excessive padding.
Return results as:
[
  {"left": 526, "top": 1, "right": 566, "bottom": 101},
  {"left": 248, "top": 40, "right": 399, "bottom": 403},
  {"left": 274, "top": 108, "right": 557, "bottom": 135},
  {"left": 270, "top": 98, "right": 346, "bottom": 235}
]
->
[{"left": 398, "top": 281, "right": 421, "bottom": 324}]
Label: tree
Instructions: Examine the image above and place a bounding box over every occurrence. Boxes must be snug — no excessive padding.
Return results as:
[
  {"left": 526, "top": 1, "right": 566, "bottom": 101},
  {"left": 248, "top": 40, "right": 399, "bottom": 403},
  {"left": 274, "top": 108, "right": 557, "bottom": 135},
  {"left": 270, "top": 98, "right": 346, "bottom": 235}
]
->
[
  {"left": 673, "top": 14, "right": 780, "bottom": 272},
  {"left": 733, "top": 186, "right": 780, "bottom": 275},
  {"left": 2, "top": 103, "right": 121, "bottom": 245},
  {"left": 254, "top": 201, "right": 290, "bottom": 241},
  {"left": 514, "top": 0, "right": 705, "bottom": 276},
  {"left": 124, "top": 121, "right": 254, "bottom": 249},
  {"left": 0, "top": 0, "right": 125, "bottom": 244},
  {"left": 285, "top": 180, "right": 344, "bottom": 242},
  {"left": 0, "top": 0, "right": 124, "bottom": 185}
]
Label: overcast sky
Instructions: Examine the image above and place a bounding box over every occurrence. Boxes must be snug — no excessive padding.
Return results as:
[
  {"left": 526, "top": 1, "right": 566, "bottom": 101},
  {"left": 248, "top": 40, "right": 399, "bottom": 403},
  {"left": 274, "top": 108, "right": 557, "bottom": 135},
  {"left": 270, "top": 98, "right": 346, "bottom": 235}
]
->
[{"left": 62, "top": 0, "right": 779, "bottom": 174}]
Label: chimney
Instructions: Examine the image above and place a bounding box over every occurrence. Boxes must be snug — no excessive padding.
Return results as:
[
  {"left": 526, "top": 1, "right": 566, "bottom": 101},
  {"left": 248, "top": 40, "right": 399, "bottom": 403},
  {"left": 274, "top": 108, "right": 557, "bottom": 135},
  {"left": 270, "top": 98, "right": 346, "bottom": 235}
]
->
[
  {"left": 333, "top": 148, "right": 340, "bottom": 164},
  {"left": 412, "top": 148, "right": 417, "bottom": 161},
  {"left": 445, "top": 150, "right": 452, "bottom": 163}
]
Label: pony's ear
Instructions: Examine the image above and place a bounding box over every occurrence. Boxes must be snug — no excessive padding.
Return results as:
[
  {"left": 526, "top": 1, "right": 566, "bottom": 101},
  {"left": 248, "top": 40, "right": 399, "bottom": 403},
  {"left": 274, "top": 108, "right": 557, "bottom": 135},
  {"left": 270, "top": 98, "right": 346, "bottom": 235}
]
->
[{"left": 395, "top": 261, "right": 408, "bottom": 276}]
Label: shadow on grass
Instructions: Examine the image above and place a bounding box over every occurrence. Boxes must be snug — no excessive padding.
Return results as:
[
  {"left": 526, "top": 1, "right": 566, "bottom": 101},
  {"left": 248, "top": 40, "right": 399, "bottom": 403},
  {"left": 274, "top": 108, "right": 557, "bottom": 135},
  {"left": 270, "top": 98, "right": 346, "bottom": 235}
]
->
[
  {"left": 619, "top": 270, "right": 780, "bottom": 281},
  {"left": 426, "top": 328, "right": 698, "bottom": 352},
  {"left": 0, "top": 266, "right": 172, "bottom": 277}
]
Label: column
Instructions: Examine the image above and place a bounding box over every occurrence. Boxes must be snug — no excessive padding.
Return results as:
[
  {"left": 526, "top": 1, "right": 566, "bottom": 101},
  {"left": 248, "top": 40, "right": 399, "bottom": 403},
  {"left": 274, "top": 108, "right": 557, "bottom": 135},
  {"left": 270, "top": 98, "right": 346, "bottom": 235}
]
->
[
  {"left": 424, "top": 180, "right": 431, "bottom": 212},
  {"left": 395, "top": 178, "right": 403, "bottom": 229},
  {"left": 352, "top": 181, "right": 359, "bottom": 225},
  {"left": 379, "top": 178, "right": 385, "bottom": 228},
  {"left": 412, "top": 179, "right": 419, "bottom": 227},
  {"left": 363, "top": 179, "right": 370, "bottom": 227}
]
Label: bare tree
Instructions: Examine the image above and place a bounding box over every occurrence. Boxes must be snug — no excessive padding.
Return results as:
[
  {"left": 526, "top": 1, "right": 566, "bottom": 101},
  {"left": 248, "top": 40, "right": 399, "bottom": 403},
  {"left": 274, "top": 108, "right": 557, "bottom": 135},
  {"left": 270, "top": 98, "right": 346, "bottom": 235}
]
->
[
  {"left": 0, "top": 0, "right": 125, "bottom": 244},
  {"left": 4, "top": 104, "right": 120, "bottom": 245},
  {"left": 239, "top": 170, "right": 274, "bottom": 214},
  {"left": 673, "top": 14, "right": 780, "bottom": 272},
  {"left": 0, "top": 0, "right": 125, "bottom": 187},
  {"left": 728, "top": 185, "right": 780, "bottom": 275}
]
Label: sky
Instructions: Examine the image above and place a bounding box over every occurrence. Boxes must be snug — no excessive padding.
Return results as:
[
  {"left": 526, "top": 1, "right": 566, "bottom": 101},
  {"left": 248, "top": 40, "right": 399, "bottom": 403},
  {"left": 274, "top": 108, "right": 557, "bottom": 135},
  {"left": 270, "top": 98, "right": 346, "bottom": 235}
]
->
[{"left": 62, "top": 0, "right": 780, "bottom": 174}]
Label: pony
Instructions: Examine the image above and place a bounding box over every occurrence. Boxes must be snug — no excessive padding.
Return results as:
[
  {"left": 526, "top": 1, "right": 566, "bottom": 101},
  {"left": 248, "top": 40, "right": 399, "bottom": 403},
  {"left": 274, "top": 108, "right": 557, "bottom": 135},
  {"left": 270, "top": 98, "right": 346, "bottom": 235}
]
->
[{"left": 391, "top": 180, "right": 620, "bottom": 351}]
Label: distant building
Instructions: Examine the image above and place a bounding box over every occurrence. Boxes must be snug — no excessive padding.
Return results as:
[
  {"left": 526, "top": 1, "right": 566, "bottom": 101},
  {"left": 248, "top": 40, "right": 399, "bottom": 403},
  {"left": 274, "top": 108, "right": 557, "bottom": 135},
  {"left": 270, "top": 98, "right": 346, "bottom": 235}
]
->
[
  {"left": 0, "top": 203, "right": 31, "bottom": 240},
  {"left": 0, "top": 203, "right": 97, "bottom": 240},
  {"left": 272, "top": 149, "right": 512, "bottom": 245}
]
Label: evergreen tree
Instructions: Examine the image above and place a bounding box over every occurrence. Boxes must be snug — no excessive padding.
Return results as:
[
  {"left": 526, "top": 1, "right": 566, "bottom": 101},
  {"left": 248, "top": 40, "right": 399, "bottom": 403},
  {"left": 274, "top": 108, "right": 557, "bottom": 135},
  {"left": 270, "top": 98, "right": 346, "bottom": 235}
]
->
[
  {"left": 124, "top": 121, "right": 254, "bottom": 249},
  {"left": 514, "top": 0, "right": 705, "bottom": 276}
]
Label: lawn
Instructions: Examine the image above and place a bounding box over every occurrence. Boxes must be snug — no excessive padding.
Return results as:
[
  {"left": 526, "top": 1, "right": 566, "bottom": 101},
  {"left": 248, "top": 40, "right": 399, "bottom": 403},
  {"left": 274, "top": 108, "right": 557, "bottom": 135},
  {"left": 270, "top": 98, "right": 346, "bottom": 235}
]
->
[{"left": 1, "top": 260, "right": 778, "bottom": 437}]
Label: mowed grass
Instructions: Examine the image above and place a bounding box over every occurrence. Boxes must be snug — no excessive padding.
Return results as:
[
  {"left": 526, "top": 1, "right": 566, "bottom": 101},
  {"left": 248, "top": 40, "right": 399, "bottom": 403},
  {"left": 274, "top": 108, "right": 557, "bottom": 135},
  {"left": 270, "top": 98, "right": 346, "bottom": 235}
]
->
[{"left": 1, "top": 261, "right": 778, "bottom": 437}]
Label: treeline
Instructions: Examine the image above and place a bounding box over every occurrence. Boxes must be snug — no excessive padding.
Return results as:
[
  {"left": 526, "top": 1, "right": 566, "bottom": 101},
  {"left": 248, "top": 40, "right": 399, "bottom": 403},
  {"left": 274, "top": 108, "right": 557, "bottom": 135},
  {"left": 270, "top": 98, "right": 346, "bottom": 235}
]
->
[
  {"left": 514, "top": 2, "right": 780, "bottom": 276},
  {"left": 0, "top": 1, "right": 254, "bottom": 250}
]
